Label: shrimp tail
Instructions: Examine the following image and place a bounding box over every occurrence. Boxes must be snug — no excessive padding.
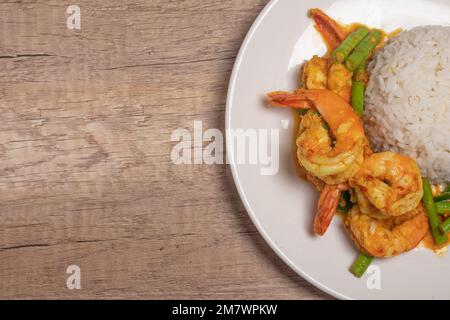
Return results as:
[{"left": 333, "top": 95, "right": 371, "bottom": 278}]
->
[
  {"left": 309, "top": 8, "right": 347, "bottom": 49},
  {"left": 267, "top": 91, "right": 312, "bottom": 109},
  {"left": 314, "top": 185, "right": 342, "bottom": 235}
]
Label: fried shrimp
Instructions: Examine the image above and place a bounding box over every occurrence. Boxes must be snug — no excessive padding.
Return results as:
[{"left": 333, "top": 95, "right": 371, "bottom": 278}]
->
[
  {"left": 350, "top": 151, "right": 423, "bottom": 218},
  {"left": 301, "top": 58, "right": 352, "bottom": 102},
  {"left": 314, "top": 183, "right": 349, "bottom": 235},
  {"left": 268, "top": 89, "right": 367, "bottom": 185},
  {"left": 346, "top": 205, "right": 428, "bottom": 258},
  {"left": 309, "top": 8, "right": 347, "bottom": 49},
  {"left": 327, "top": 63, "right": 352, "bottom": 102},
  {"left": 301, "top": 55, "right": 328, "bottom": 90}
]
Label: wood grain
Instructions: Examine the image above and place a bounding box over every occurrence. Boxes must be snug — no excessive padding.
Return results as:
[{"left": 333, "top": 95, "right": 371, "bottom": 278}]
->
[{"left": 0, "top": 0, "right": 330, "bottom": 299}]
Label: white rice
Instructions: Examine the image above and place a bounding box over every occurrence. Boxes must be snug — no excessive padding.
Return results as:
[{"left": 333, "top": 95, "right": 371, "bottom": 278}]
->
[{"left": 365, "top": 26, "right": 450, "bottom": 183}]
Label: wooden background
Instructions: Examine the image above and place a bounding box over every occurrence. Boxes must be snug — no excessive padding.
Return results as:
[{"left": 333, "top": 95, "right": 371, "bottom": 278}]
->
[{"left": 0, "top": 0, "right": 329, "bottom": 299}]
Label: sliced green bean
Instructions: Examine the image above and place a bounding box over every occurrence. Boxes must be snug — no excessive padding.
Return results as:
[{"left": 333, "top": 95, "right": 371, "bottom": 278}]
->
[
  {"left": 351, "top": 252, "right": 373, "bottom": 278},
  {"left": 345, "top": 30, "right": 382, "bottom": 71},
  {"left": 423, "top": 177, "right": 448, "bottom": 245},
  {"left": 333, "top": 27, "right": 369, "bottom": 63},
  {"left": 434, "top": 192, "right": 450, "bottom": 202},
  {"left": 351, "top": 81, "right": 365, "bottom": 116},
  {"left": 439, "top": 217, "right": 450, "bottom": 234},
  {"left": 437, "top": 201, "right": 450, "bottom": 214},
  {"left": 354, "top": 61, "right": 367, "bottom": 82},
  {"left": 337, "top": 191, "right": 353, "bottom": 214}
]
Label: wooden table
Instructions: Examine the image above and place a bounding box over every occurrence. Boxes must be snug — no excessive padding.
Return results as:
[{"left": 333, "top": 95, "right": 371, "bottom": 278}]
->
[{"left": 0, "top": 0, "right": 329, "bottom": 299}]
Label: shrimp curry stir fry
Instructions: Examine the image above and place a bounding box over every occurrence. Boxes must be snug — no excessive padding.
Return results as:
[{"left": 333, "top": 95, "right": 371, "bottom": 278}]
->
[{"left": 265, "top": 9, "right": 450, "bottom": 276}]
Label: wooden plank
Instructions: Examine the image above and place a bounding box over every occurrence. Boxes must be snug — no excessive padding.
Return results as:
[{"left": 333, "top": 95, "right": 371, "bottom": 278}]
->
[{"left": 0, "top": 0, "right": 329, "bottom": 299}]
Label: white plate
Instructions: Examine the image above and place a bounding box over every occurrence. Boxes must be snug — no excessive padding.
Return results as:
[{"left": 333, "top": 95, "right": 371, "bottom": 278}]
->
[{"left": 226, "top": 0, "right": 450, "bottom": 299}]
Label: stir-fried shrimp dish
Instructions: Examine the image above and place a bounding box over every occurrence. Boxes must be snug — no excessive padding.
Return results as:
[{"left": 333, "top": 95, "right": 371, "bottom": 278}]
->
[{"left": 265, "top": 9, "right": 450, "bottom": 277}]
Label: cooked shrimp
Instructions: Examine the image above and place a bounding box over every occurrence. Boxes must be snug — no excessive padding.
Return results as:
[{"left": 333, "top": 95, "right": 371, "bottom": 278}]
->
[
  {"left": 314, "top": 185, "right": 341, "bottom": 235},
  {"left": 301, "top": 57, "right": 352, "bottom": 102},
  {"left": 314, "top": 184, "right": 349, "bottom": 235},
  {"left": 327, "top": 63, "right": 352, "bottom": 102},
  {"left": 309, "top": 8, "right": 347, "bottom": 49},
  {"left": 353, "top": 187, "right": 422, "bottom": 224},
  {"left": 350, "top": 151, "right": 423, "bottom": 218},
  {"left": 346, "top": 205, "right": 428, "bottom": 258},
  {"left": 301, "top": 55, "right": 328, "bottom": 89},
  {"left": 306, "top": 172, "right": 325, "bottom": 191},
  {"left": 267, "top": 89, "right": 367, "bottom": 184}
]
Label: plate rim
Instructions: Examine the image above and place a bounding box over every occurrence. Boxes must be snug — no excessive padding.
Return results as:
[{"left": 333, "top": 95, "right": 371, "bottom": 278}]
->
[{"left": 224, "top": 0, "right": 350, "bottom": 300}]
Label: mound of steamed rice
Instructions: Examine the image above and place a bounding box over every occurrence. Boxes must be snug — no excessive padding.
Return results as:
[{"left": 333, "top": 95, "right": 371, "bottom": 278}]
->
[{"left": 364, "top": 26, "right": 450, "bottom": 183}]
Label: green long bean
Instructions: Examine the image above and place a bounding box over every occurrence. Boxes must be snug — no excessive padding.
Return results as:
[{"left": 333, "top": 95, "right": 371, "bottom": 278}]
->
[
  {"left": 351, "top": 81, "right": 365, "bottom": 116},
  {"left": 434, "top": 192, "right": 450, "bottom": 202},
  {"left": 423, "top": 177, "right": 448, "bottom": 245},
  {"left": 333, "top": 27, "right": 369, "bottom": 63},
  {"left": 354, "top": 61, "right": 368, "bottom": 82},
  {"left": 345, "top": 30, "right": 382, "bottom": 71},
  {"left": 440, "top": 217, "right": 450, "bottom": 234},
  {"left": 437, "top": 201, "right": 450, "bottom": 214},
  {"left": 351, "top": 252, "right": 373, "bottom": 278},
  {"left": 337, "top": 191, "right": 353, "bottom": 214}
]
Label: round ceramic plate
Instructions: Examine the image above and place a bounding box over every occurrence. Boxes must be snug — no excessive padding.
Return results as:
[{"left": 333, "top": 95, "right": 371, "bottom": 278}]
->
[{"left": 226, "top": 0, "right": 450, "bottom": 299}]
